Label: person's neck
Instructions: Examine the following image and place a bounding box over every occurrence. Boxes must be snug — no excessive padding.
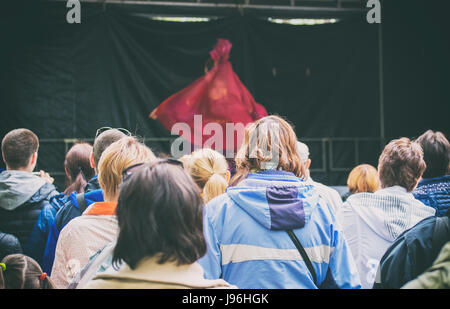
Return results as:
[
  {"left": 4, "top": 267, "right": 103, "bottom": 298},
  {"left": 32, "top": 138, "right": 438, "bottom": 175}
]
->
[
  {"left": 6, "top": 166, "right": 33, "bottom": 173},
  {"left": 103, "top": 192, "right": 119, "bottom": 203}
]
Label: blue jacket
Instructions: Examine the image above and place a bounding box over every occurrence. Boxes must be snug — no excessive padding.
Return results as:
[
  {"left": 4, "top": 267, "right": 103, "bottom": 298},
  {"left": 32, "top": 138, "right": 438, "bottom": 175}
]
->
[
  {"left": 413, "top": 175, "right": 450, "bottom": 217},
  {"left": 198, "top": 170, "right": 362, "bottom": 289},
  {"left": 42, "top": 177, "right": 103, "bottom": 274},
  {"left": 23, "top": 193, "right": 68, "bottom": 266}
]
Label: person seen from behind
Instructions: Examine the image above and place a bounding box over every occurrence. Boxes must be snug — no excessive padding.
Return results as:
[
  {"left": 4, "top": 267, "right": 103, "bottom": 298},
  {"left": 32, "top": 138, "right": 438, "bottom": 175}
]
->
[
  {"left": 26, "top": 142, "right": 95, "bottom": 266},
  {"left": 50, "top": 137, "right": 155, "bottom": 288},
  {"left": 297, "top": 141, "right": 343, "bottom": 213},
  {"left": 85, "top": 159, "right": 236, "bottom": 289},
  {"left": 337, "top": 138, "right": 436, "bottom": 288},
  {"left": 42, "top": 127, "right": 129, "bottom": 274},
  {"left": 342, "top": 164, "right": 380, "bottom": 201},
  {"left": 185, "top": 148, "right": 230, "bottom": 203},
  {"left": 199, "top": 115, "right": 361, "bottom": 289},
  {"left": 413, "top": 130, "right": 450, "bottom": 217},
  {"left": 0, "top": 129, "right": 58, "bottom": 264},
  {"left": 0, "top": 254, "right": 55, "bottom": 289}
]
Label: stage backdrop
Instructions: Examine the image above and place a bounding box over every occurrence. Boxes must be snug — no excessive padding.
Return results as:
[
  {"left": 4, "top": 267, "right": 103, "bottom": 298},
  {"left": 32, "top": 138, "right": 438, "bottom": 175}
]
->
[{"left": 1, "top": 1, "right": 449, "bottom": 189}]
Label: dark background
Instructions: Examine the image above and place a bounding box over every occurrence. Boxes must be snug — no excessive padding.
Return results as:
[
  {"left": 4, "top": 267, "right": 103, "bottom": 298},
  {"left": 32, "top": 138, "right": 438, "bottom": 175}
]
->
[{"left": 1, "top": 0, "right": 449, "bottom": 191}]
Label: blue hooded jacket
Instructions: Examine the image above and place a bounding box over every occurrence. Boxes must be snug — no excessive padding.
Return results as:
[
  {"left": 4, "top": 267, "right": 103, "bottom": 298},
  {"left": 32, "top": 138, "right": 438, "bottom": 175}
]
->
[
  {"left": 198, "top": 170, "right": 361, "bottom": 289},
  {"left": 42, "top": 176, "right": 103, "bottom": 274},
  {"left": 24, "top": 193, "right": 68, "bottom": 266}
]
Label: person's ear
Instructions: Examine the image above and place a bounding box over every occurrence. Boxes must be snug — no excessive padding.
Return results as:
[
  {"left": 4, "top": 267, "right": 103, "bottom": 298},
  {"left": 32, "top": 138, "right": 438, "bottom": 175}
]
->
[
  {"left": 225, "top": 170, "right": 231, "bottom": 184},
  {"left": 305, "top": 159, "right": 311, "bottom": 170},
  {"left": 27, "top": 152, "right": 38, "bottom": 172},
  {"left": 30, "top": 152, "right": 37, "bottom": 166},
  {"left": 89, "top": 152, "right": 96, "bottom": 170}
]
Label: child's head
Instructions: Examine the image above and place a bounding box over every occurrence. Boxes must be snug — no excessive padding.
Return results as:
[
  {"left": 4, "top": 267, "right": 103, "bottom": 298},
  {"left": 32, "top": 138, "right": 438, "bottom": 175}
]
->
[
  {"left": 0, "top": 254, "right": 55, "bottom": 289},
  {"left": 347, "top": 164, "right": 380, "bottom": 194},
  {"left": 188, "top": 148, "right": 230, "bottom": 203}
]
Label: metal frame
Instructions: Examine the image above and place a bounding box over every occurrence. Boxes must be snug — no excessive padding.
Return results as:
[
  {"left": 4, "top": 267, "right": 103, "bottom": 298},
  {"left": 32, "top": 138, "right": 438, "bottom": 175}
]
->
[
  {"left": 50, "top": 0, "right": 368, "bottom": 18},
  {"left": 39, "top": 136, "right": 382, "bottom": 177},
  {"left": 327, "top": 137, "right": 381, "bottom": 172}
]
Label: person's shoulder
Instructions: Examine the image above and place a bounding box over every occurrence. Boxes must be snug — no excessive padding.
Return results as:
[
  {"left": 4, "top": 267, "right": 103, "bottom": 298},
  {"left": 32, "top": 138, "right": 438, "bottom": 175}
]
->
[
  {"left": 397, "top": 215, "right": 437, "bottom": 245},
  {"left": 59, "top": 215, "right": 91, "bottom": 240},
  {"left": 0, "top": 231, "right": 20, "bottom": 246},
  {"left": 205, "top": 192, "right": 233, "bottom": 209},
  {"left": 0, "top": 232, "right": 22, "bottom": 257},
  {"left": 55, "top": 194, "right": 80, "bottom": 220}
]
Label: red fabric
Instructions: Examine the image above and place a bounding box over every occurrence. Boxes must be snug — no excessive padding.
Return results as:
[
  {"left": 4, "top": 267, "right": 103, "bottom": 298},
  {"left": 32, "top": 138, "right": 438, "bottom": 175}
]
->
[{"left": 150, "top": 39, "right": 268, "bottom": 152}]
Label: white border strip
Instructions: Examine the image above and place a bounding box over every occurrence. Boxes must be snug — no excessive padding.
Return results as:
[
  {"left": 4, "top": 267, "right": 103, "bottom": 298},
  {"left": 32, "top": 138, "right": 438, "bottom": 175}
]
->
[{"left": 220, "top": 244, "right": 333, "bottom": 265}]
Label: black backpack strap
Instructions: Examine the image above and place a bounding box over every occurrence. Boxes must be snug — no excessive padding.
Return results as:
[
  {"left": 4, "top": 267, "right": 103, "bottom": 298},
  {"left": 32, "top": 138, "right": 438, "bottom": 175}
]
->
[
  {"left": 76, "top": 193, "right": 87, "bottom": 214},
  {"left": 286, "top": 230, "right": 318, "bottom": 286}
]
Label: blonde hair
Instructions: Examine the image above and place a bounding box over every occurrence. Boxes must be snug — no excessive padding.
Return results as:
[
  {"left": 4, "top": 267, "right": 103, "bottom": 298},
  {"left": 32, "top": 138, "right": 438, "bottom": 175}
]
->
[
  {"left": 188, "top": 148, "right": 229, "bottom": 203},
  {"left": 98, "top": 137, "right": 156, "bottom": 200},
  {"left": 232, "top": 115, "right": 305, "bottom": 185},
  {"left": 347, "top": 164, "right": 380, "bottom": 194},
  {"left": 179, "top": 154, "right": 194, "bottom": 173}
]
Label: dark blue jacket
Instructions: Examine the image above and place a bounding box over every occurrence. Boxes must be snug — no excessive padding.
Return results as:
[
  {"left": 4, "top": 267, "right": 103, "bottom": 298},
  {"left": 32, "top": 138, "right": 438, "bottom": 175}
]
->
[
  {"left": 42, "top": 176, "right": 103, "bottom": 274},
  {"left": 0, "top": 232, "right": 22, "bottom": 261},
  {"left": 374, "top": 210, "right": 450, "bottom": 289},
  {"left": 413, "top": 175, "right": 450, "bottom": 217}
]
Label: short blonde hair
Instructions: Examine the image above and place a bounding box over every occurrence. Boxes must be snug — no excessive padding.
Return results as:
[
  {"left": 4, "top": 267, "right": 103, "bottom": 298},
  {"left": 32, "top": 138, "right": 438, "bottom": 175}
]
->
[
  {"left": 179, "top": 154, "right": 194, "bottom": 173},
  {"left": 347, "top": 164, "right": 380, "bottom": 194},
  {"left": 98, "top": 137, "right": 156, "bottom": 199},
  {"left": 188, "top": 148, "right": 229, "bottom": 203}
]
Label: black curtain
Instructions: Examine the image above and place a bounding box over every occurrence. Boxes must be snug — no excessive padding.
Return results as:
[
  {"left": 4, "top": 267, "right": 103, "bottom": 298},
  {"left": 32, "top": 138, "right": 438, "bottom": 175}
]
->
[{"left": 1, "top": 1, "right": 448, "bottom": 189}]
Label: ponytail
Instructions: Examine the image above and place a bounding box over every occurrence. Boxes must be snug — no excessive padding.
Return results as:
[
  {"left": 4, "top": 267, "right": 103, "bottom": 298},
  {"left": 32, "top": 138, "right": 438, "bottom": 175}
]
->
[
  {"left": 64, "top": 169, "right": 88, "bottom": 196},
  {"left": 64, "top": 142, "right": 96, "bottom": 196},
  {"left": 203, "top": 173, "right": 228, "bottom": 203},
  {"left": 39, "top": 273, "right": 56, "bottom": 289},
  {"left": 187, "top": 148, "right": 230, "bottom": 203}
]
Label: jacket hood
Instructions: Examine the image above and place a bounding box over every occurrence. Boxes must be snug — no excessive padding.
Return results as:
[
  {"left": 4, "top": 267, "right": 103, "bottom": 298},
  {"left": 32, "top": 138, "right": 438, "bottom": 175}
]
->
[
  {"left": 0, "top": 170, "right": 56, "bottom": 210},
  {"left": 226, "top": 170, "right": 319, "bottom": 231},
  {"left": 344, "top": 190, "right": 436, "bottom": 241}
]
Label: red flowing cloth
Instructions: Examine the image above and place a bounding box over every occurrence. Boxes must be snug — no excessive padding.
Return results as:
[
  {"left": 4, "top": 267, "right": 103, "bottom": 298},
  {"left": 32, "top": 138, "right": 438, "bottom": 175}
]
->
[{"left": 149, "top": 39, "right": 268, "bottom": 152}]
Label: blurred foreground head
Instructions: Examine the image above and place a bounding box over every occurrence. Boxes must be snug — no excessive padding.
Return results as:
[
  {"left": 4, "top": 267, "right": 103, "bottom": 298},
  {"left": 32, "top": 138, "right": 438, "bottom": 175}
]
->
[{"left": 113, "top": 159, "right": 206, "bottom": 269}]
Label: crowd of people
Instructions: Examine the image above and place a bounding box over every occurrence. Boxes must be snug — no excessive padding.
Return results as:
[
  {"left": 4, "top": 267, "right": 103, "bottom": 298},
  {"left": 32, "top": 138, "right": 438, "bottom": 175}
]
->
[{"left": 0, "top": 115, "right": 449, "bottom": 289}]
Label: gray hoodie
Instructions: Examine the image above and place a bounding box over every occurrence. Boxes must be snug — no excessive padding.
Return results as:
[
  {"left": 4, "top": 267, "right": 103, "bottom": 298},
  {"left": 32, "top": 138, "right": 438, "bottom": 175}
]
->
[
  {"left": 0, "top": 170, "right": 47, "bottom": 210},
  {"left": 337, "top": 186, "right": 436, "bottom": 288}
]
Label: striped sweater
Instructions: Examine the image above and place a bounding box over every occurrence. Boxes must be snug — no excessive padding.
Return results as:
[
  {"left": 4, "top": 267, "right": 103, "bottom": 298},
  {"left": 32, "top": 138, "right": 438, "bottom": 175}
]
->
[{"left": 337, "top": 186, "right": 435, "bottom": 288}]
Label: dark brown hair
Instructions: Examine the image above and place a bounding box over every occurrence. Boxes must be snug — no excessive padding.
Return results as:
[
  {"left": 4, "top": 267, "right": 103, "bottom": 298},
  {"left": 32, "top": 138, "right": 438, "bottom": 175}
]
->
[
  {"left": 1, "top": 129, "right": 39, "bottom": 169},
  {"left": 0, "top": 254, "right": 55, "bottom": 289},
  {"left": 64, "top": 142, "right": 96, "bottom": 196},
  {"left": 231, "top": 115, "right": 305, "bottom": 185},
  {"left": 415, "top": 130, "right": 450, "bottom": 178},
  {"left": 378, "top": 138, "right": 426, "bottom": 192},
  {"left": 112, "top": 160, "right": 206, "bottom": 269}
]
